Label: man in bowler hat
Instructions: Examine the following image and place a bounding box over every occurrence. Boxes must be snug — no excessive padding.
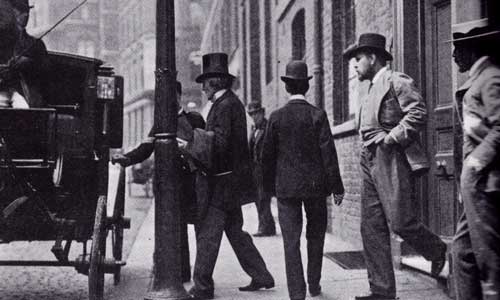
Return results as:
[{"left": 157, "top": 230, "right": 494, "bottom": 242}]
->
[
  {"left": 262, "top": 60, "right": 344, "bottom": 300},
  {"left": 247, "top": 101, "right": 276, "bottom": 237},
  {"left": 184, "top": 52, "right": 274, "bottom": 300},
  {"left": 449, "top": 19, "right": 500, "bottom": 300},
  {"left": 112, "top": 81, "right": 204, "bottom": 283},
  {"left": 344, "top": 33, "right": 447, "bottom": 300}
]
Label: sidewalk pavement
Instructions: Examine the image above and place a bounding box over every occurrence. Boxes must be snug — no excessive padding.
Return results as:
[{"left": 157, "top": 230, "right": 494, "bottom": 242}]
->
[{"left": 106, "top": 200, "right": 451, "bottom": 300}]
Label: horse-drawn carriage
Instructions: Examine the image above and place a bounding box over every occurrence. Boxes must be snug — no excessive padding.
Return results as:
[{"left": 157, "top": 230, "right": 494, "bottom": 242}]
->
[{"left": 0, "top": 52, "right": 128, "bottom": 300}]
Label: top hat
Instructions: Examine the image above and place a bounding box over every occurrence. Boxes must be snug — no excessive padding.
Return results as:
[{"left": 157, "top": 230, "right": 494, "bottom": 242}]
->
[
  {"left": 246, "top": 102, "right": 264, "bottom": 114},
  {"left": 343, "top": 33, "right": 393, "bottom": 61},
  {"left": 195, "top": 52, "right": 236, "bottom": 83},
  {"left": 280, "top": 60, "right": 313, "bottom": 82},
  {"left": 9, "top": 0, "right": 33, "bottom": 11},
  {"left": 446, "top": 18, "right": 500, "bottom": 44}
]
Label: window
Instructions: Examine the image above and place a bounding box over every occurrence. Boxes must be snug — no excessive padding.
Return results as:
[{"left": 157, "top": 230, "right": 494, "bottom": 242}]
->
[
  {"left": 264, "top": 0, "right": 273, "bottom": 83},
  {"left": 291, "top": 9, "right": 305, "bottom": 60},
  {"left": 332, "top": 0, "right": 356, "bottom": 124}
]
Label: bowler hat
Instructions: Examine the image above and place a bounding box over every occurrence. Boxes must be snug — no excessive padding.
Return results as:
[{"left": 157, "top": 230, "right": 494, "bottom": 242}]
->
[
  {"left": 246, "top": 102, "right": 264, "bottom": 114},
  {"left": 195, "top": 52, "right": 236, "bottom": 83},
  {"left": 446, "top": 18, "right": 500, "bottom": 44},
  {"left": 280, "top": 60, "right": 313, "bottom": 82},
  {"left": 9, "top": 0, "right": 33, "bottom": 11},
  {"left": 343, "top": 33, "right": 393, "bottom": 61}
]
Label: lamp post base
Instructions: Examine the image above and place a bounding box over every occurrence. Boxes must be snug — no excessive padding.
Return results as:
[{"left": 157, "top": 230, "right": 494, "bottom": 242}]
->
[{"left": 144, "top": 287, "right": 191, "bottom": 300}]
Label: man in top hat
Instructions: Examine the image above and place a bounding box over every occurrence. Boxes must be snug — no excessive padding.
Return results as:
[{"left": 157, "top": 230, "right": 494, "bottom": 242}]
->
[
  {"left": 247, "top": 101, "right": 276, "bottom": 237},
  {"left": 7, "top": 0, "right": 49, "bottom": 108},
  {"left": 344, "top": 33, "right": 447, "bottom": 300},
  {"left": 261, "top": 60, "right": 344, "bottom": 300},
  {"left": 449, "top": 19, "right": 500, "bottom": 300},
  {"left": 112, "top": 81, "right": 204, "bottom": 283},
  {"left": 184, "top": 52, "right": 274, "bottom": 300}
]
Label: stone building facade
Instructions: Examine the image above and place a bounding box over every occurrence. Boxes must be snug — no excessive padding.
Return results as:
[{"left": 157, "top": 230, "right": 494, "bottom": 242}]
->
[
  {"left": 200, "top": 0, "right": 491, "bottom": 290},
  {"left": 117, "top": 0, "right": 207, "bottom": 151},
  {"left": 27, "top": 0, "right": 119, "bottom": 67}
]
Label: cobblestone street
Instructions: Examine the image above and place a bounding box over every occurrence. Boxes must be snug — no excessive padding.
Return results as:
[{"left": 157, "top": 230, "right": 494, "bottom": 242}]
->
[{"left": 0, "top": 167, "right": 152, "bottom": 300}]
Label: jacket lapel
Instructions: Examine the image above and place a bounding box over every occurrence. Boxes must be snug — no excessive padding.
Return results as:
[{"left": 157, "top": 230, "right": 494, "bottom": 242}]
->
[
  {"left": 206, "top": 90, "right": 231, "bottom": 127},
  {"left": 372, "top": 70, "right": 392, "bottom": 124}
]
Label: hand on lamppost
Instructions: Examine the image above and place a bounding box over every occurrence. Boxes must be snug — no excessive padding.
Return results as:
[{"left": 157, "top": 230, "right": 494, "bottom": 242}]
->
[
  {"left": 333, "top": 193, "right": 344, "bottom": 205},
  {"left": 111, "top": 154, "right": 130, "bottom": 167},
  {"left": 176, "top": 137, "right": 188, "bottom": 149}
]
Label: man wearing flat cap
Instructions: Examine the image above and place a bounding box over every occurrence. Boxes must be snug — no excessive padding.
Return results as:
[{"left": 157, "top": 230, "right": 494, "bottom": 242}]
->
[
  {"left": 247, "top": 102, "right": 276, "bottom": 237},
  {"left": 262, "top": 60, "right": 344, "bottom": 300},
  {"left": 344, "top": 33, "right": 447, "bottom": 300},
  {"left": 184, "top": 52, "right": 274, "bottom": 300},
  {"left": 7, "top": 0, "right": 49, "bottom": 108},
  {"left": 449, "top": 19, "right": 500, "bottom": 300}
]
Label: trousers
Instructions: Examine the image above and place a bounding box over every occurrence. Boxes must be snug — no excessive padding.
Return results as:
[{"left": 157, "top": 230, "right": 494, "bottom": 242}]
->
[
  {"left": 360, "top": 144, "right": 446, "bottom": 297},
  {"left": 278, "top": 197, "right": 327, "bottom": 300},
  {"left": 192, "top": 204, "right": 274, "bottom": 293},
  {"left": 452, "top": 165, "right": 500, "bottom": 300}
]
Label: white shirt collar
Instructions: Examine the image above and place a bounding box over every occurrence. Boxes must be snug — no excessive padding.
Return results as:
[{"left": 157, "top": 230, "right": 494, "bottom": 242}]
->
[
  {"left": 372, "top": 66, "right": 388, "bottom": 84},
  {"left": 469, "top": 56, "right": 490, "bottom": 78},
  {"left": 289, "top": 94, "right": 306, "bottom": 101},
  {"left": 213, "top": 89, "right": 228, "bottom": 101}
]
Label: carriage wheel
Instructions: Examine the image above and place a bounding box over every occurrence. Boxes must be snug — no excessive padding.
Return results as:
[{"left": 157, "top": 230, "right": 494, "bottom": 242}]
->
[
  {"left": 89, "top": 195, "right": 107, "bottom": 300},
  {"left": 112, "top": 167, "right": 126, "bottom": 285},
  {"left": 111, "top": 222, "right": 123, "bottom": 285}
]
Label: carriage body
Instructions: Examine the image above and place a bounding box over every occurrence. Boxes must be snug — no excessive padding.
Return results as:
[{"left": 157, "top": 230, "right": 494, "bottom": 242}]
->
[{"left": 0, "top": 52, "right": 127, "bottom": 299}]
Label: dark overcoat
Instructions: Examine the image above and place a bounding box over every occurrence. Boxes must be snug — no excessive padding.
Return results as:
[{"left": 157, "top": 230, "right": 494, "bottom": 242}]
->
[
  {"left": 204, "top": 89, "right": 257, "bottom": 210},
  {"left": 13, "top": 30, "right": 49, "bottom": 108},
  {"left": 262, "top": 99, "right": 344, "bottom": 198},
  {"left": 125, "top": 110, "right": 205, "bottom": 223}
]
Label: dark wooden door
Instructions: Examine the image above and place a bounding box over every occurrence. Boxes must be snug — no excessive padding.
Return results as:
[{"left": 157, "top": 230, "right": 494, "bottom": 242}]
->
[{"left": 423, "top": 0, "right": 460, "bottom": 239}]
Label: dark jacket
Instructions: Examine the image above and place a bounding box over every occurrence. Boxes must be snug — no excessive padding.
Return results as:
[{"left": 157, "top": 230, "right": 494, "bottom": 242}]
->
[
  {"left": 125, "top": 110, "right": 205, "bottom": 223},
  {"left": 356, "top": 69, "right": 430, "bottom": 173},
  {"left": 205, "top": 89, "right": 257, "bottom": 209},
  {"left": 125, "top": 111, "right": 205, "bottom": 165},
  {"left": 13, "top": 30, "right": 49, "bottom": 108},
  {"left": 249, "top": 118, "right": 267, "bottom": 164},
  {"left": 262, "top": 98, "right": 344, "bottom": 198}
]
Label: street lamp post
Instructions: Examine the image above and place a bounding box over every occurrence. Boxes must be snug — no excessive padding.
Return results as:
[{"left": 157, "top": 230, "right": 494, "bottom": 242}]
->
[{"left": 144, "top": 0, "right": 190, "bottom": 299}]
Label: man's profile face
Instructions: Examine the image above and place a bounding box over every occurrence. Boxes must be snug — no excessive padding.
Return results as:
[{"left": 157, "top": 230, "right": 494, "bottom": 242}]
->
[
  {"left": 250, "top": 111, "right": 264, "bottom": 125},
  {"left": 354, "top": 52, "right": 375, "bottom": 81},
  {"left": 453, "top": 45, "right": 474, "bottom": 73},
  {"left": 13, "top": 8, "right": 29, "bottom": 29},
  {"left": 201, "top": 78, "right": 217, "bottom": 100}
]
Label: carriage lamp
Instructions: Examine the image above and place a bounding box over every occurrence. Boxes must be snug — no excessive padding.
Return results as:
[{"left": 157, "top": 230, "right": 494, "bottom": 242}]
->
[{"left": 97, "top": 76, "right": 116, "bottom": 100}]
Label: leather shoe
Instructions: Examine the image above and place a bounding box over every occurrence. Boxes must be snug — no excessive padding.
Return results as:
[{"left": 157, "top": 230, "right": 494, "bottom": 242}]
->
[
  {"left": 431, "top": 251, "right": 446, "bottom": 278},
  {"left": 238, "top": 279, "right": 275, "bottom": 291},
  {"left": 354, "top": 293, "right": 397, "bottom": 300},
  {"left": 252, "top": 231, "right": 276, "bottom": 237},
  {"left": 188, "top": 287, "right": 214, "bottom": 300},
  {"left": 309, "top": 284, "right": 321, "bottom": 297}
]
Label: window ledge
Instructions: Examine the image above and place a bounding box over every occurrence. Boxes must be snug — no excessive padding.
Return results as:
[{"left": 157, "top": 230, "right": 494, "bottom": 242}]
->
[{"left": 332, "top": 119, "right": 357, "bottom": 138}]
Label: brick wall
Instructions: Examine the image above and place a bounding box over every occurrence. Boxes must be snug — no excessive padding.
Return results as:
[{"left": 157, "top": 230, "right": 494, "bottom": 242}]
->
[
  {"left": 202, "top": 0, "right": 396, "bottom": 247},
  {"left": 325, "top": 0, "right": 393, "bottom": 246}
]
